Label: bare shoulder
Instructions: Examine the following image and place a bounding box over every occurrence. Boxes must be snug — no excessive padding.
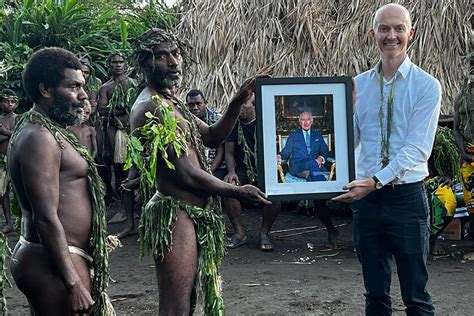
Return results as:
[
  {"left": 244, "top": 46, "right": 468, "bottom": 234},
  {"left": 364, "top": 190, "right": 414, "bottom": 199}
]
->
[
  {"left": 130, "top": 88, "right": 160, "bottom": 129},
  {"left": 12, "top": 123, "right": 61, "bottom": 162},
  {"left": 99, "top": 79, "right": 115, "bottom": 92},
  {"left": 87, "top": 125, "right": 96, "bottom": 135}
]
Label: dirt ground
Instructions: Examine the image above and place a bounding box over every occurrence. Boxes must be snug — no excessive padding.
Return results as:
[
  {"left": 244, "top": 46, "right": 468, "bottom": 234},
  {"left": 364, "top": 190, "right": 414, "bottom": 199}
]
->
[{"left": 4, "top": 202, "right": 474, "bottom": 315}]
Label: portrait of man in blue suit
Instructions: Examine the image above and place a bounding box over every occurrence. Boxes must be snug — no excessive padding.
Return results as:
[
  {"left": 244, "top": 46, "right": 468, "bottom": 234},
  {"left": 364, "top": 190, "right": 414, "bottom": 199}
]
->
[{"left": 278, "top": 111, "right": 330, "bottom": 181}]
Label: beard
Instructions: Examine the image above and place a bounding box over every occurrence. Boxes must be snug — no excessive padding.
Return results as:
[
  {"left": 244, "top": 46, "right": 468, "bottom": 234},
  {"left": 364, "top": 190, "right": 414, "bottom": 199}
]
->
[
  {"left": 50, "top": 93, "right": 82, "bottom": 126},
  {"left": 147, "top": 67, "right": 182, "bottom": 90}
]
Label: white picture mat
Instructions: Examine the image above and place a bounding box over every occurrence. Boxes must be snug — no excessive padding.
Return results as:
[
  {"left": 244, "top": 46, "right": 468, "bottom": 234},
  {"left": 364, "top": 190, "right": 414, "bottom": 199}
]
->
[{"left": 261, "top": 83, "right": 350, "bottom": 196}]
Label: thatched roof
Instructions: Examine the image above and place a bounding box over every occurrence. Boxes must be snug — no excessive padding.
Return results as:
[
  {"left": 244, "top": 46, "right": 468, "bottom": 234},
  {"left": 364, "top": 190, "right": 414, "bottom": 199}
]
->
[{"left": 175, "top": 0, "right": 472, "bottom": 115}]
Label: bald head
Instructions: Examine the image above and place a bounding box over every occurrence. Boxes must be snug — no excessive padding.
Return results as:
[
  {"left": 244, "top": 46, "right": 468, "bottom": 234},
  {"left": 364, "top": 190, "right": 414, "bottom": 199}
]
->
[{"left": 373, "top": 3, "right": 412, "bottom": 30}]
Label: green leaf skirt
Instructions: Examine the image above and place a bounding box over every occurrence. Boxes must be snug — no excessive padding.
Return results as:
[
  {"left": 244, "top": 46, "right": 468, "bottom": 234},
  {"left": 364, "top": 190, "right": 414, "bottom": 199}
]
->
[{"left": 139, "top": 194, "right": 226, "bottom": 315}]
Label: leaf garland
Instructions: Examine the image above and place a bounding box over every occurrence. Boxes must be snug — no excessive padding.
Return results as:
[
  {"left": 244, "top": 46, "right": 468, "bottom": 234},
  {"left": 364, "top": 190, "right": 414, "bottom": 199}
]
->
[
  {"left": 9, "top": 109, "right": 112, "bottom": 316},
  {"left": 125, "top": 93, "right": 225, "bottom": 314},
  {"left": 237, "top": 122, "right": 257, "bottom": 184},
  {"left": 433, "top": 126, "right": 460, "bottom": 180},
  {"left": 0, "top": 231, "right": 11, "bottom": 316},
  {"left": 108, "top": 79, "right": 137, "bottom": 117},
  {"left": 458, "top": 78, "right": 473, "bottom": 146},
  {"left": 125, "top": 95, "right": 188, "bottom": 203}
]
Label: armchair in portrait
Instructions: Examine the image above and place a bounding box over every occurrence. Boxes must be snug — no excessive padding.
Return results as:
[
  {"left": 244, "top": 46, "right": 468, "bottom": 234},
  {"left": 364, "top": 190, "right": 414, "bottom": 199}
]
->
[{"left": 277, "top": 134, "right": 336, "bottom": 183}]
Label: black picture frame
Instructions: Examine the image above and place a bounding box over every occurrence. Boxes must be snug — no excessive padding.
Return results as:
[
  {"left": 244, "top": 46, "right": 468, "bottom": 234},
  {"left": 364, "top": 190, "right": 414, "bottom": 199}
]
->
[{"left": 255, "top": 76, "right": 355, "bottom": 201}]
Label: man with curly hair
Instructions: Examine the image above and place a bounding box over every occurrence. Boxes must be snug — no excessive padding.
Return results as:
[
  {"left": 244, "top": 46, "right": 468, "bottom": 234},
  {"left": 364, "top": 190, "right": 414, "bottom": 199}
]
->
[
  {"left": 128, "top": 28, "right": 269, "bottom": 314},
  {"left": 9, "top": 47, "right": 112, "bottom": 315}
]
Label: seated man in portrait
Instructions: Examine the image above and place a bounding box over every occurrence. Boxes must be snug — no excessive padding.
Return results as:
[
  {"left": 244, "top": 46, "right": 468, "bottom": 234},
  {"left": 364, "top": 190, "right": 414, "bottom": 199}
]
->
[{"left": 278, "top": 111, "right": 330, "bottom": 181}]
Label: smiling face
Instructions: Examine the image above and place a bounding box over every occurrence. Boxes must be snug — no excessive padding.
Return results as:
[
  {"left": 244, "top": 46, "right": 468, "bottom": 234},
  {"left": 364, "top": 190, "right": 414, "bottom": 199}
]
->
[
  {"left": 49, "top": 68, "right": 87, "bottom": 126},
  {"left": 370, "top": 4, "right": 414, "bottom": 61},
  {"left": 299, "top": 112, "right": 313, "bottom": 131}
]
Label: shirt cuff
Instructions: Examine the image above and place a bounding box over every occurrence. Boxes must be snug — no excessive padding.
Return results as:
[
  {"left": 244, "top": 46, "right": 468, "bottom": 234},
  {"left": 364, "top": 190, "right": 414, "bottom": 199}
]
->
[{"left": 375, "top": 167, "right": 396, "bottom": 186}]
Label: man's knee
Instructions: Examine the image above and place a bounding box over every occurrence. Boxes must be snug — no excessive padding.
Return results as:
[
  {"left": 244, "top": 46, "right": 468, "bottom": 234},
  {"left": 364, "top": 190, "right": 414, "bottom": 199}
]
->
[
  {"left": 159, "top": 299, "right": 193, "bottom": 316},
  {"left": 223, "top": 198, "right": 242, "bottom": 212},
  {"left": 156, "top": 258, "right": 196, "bottom": 314}
]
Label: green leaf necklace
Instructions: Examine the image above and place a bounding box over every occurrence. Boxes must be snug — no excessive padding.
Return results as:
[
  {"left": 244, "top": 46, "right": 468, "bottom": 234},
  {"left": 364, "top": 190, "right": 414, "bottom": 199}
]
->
[{"left": 379, "top": 70, "right": 396, "bottom": 168}]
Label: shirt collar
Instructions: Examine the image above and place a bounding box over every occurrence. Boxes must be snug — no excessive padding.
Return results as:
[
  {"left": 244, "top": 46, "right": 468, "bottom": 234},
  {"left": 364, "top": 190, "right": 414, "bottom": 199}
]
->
[{"left": 370, "top": 55, "right": 412, "bottom": 80}]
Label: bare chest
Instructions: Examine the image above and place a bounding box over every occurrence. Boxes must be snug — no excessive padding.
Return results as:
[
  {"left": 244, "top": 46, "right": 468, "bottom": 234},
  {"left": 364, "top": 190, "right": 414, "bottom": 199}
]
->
[
  {"left": 59, "top": 138, "right": 90, "bottom": 179},
  {"left": 0, "top": 115, "right": 16, "bottom": 130}
]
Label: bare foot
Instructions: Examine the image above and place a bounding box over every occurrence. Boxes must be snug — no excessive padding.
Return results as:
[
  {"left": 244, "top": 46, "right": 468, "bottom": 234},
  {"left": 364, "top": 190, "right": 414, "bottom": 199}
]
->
[
  {"left": 464, "top": 252, "right": 474, "bottom": 261},
  {"left": 2, "top": 225, "right": 14, "bottom": 234},
  {"left": 108, "top": 212, "right": 127, "bottom": 224},
  {"left": 259, "top": 233, "right": 274, "bottom": 252},
  {"left": 117, "top": 226, "right": 138, "bottom": 239}
]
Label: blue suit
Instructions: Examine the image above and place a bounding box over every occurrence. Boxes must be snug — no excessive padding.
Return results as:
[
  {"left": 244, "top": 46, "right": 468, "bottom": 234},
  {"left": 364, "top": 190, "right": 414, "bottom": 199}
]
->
[{"left": 280, "top": 129, "right": 330, "bottom": 181}]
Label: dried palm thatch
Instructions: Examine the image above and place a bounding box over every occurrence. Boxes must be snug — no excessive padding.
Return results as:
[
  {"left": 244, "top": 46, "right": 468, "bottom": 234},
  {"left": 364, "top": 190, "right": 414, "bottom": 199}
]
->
[{"left": 175, "top": 0, "right": 472, "bottom": 115}]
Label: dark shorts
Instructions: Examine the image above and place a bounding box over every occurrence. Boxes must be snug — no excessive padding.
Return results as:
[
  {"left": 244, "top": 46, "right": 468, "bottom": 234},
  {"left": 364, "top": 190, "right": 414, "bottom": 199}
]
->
[
  {"left": 235, "top": 166, "right": 252, "bottom": 185},
  {"left": 214, "top": 166, "right": 252, "bottom": 185}
]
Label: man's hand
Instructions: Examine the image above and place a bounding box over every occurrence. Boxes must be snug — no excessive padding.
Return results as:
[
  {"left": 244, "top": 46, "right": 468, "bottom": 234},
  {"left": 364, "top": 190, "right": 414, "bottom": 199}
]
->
[
  {"left": 0, "top": 124, "right": 10, "bottom": 135},
  {"left": 237, "top": 184, "right": 271, "bottom": 206},
  {"left": 232, "top": 78, "right": 256, "bottom": 106},
  {"left": 67, "top": 281, "right": 94, "bottom": 314},
  {"left": 315, "top": 156, "right": 324, "bottom": 167},
  {"left": 277, "top": 154, "right": 282, "bottom": 165},
  {"left": 232, "top": 74, "right": 271, "bottom": 105},
  {"left": 224, "top": 171, "right": 239, "bottom": 185},
  {"left": 331, "top": 178, "right": 376, "bottom": 203}
]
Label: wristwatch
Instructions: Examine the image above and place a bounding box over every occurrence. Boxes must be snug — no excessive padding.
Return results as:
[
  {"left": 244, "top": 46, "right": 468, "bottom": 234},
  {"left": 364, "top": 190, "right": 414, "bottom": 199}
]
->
[{"left": 372, "top": 175, "right": 383, "bottom": 189}]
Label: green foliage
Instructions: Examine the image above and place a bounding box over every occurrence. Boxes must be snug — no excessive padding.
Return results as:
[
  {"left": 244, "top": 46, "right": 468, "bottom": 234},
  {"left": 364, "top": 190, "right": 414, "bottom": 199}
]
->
[
  {"left": 0, "top": 42, "right": 33, "bottom": 91},
  {"left": 125, "top": 95, "right": 188, "bottom": 203},
  {"left": 433, "top": 126, "right": 460, "bottom": 179},
  {"left": 138, "top": 196, "right": 226, "bottom": 315},
  {"left": 0, "top": 0, "right": 179, "bottom": 87},
  {"left": 0, "top": 231, "right": 12, "bottom": 315},
  {"left": 125, "top": 95, "right": 188, "bottom": 181}
]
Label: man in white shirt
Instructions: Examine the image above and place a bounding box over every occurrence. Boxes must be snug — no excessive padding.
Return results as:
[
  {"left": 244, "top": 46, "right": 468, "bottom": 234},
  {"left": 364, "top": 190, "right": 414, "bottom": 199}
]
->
[{"left": 333, "top": 3, "right": 440, "bottom": 315}]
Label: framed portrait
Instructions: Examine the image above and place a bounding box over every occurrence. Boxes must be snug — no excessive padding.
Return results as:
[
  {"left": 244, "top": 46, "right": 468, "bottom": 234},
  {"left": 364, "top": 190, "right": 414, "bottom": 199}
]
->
[{"left": 255, "top": 76, "right": 355, "bottom": 201}]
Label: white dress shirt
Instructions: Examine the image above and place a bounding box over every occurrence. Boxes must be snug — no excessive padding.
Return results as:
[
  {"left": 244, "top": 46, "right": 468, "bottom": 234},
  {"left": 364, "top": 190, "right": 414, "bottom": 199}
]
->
[{"left": 354, "top": 56, "right": 441, "bottom": 185}]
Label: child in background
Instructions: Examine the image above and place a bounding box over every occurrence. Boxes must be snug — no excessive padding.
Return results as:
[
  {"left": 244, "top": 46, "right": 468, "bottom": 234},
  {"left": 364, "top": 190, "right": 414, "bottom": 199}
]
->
[{"left": 68, "top": 99, "right": 97, "bottom": 159}]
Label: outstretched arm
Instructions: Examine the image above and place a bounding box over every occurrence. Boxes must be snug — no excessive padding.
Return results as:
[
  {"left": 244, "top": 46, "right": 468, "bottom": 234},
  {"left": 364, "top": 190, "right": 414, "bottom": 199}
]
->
[
  {"left": 198, "top": 78, "right": 258, "bottom": 148},
  {"left": 168, "top": 142, "right": 269, "bottom": 206}
]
